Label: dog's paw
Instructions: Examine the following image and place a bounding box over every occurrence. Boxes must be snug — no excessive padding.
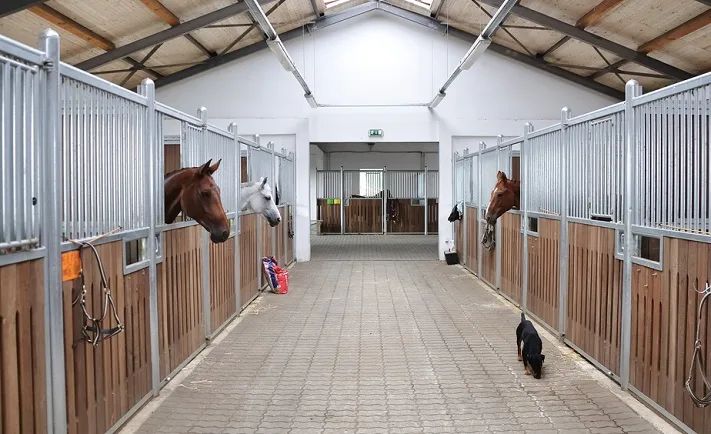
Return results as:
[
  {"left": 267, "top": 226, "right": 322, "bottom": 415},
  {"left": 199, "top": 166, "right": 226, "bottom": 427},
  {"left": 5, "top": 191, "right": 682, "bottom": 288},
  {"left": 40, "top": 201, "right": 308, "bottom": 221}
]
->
[{"left": 517, "top": 355, "right": 522, "bottom": 361}]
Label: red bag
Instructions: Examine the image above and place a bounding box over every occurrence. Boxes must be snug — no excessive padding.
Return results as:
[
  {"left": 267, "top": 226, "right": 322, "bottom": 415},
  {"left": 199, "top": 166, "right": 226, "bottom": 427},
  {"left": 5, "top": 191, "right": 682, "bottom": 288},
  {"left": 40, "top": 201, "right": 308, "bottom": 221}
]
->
[{"left": 275, "top": 267, "right": 289, "bottom": 294}]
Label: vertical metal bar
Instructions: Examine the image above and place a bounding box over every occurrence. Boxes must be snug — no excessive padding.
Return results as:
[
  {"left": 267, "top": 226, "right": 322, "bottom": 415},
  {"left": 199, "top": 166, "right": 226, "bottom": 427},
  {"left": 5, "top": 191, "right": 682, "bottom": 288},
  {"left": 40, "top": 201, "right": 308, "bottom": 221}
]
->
[
  {"left": 495, "top": 136, "right": 502, "bottom": 290},
  {"left": 621, "top": 80, "right": 642, "bottom": 391},
  {"left": 522, "top": 122, "right": 534, "bottom": 312},
  {"left": 269, "top": 141, "right": 276, "bottom": 256},
  {"left": 229, "top": 123, "right": 241, "bottom": 312},
  {"left": 461, "top": 153, "right": 468, "bottom": 265},
  {"left": 138, "top": 79, "right": 160, "bottom": 396},
  {"left": 198, "top": 107, "right": 212, "bottom": 340},
  {"left": 382, "top": 166, "right": 387, "bottom": 234},
  {"left": 339, "top": 166, "right": 344, "bottom": 235},
  {"left": 477, "top": 145, "right": 483, "bottom": 278},
  {"left": 255, "top": 137, "right": 262, "bottom": 289},
  {"left": 39, "top": 29, "right": 67, "bottom": 434},
  {"left": 424, "top": 166, "right": 428, "bottom": 235},
  {"left": 559, "top": 108, "right": 571, "bottom": 339}
]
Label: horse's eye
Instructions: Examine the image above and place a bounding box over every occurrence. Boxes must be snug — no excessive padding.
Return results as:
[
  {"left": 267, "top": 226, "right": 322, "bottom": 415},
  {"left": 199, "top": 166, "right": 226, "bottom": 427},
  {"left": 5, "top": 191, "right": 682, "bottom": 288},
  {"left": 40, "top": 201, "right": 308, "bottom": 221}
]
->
[
  {"left": 497, "top": 191, "right": 504, "bottom": 196},
  {"left": 200, "top": 190, "right": 211, "bottom": 198},
  {"left": 264, "top": 196, "right": 272, "bottom": 201}
]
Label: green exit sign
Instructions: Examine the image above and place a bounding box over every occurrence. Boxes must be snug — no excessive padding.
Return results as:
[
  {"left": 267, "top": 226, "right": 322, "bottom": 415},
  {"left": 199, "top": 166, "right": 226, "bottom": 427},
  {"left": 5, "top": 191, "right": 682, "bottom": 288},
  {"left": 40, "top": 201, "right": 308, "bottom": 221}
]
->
[{"left": 368, "top": 129, "right": 383, "bottom": 137}]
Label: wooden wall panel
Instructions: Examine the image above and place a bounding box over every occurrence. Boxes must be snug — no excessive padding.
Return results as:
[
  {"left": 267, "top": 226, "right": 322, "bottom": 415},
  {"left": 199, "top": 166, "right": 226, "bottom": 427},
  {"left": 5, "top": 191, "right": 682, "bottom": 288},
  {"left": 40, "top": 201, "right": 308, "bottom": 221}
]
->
[
  {"left": 465, "top": 206, "right": 478, "bottom": 269},
  {"left": 209, "top": 237, "right": 237, "bottom": 333},
  {"left": 387, "top": 200, "right": 425, "bottom": 233},
  {"left": 455, "top": 219, "right": 463, "bottom": 262},
  {"left": 0, "top": 259, "right": 46, "bottom": 434},
  {"left": 286, "top": 206, "right": 294, "bottom": 264},
  {"left": 345, "top": 199, "right": 382, "bottom": 234},
  {"left": 275, "top": 208, "right": 286, "bottom": 263},
  {"left": 630, "top": 238, "right": 711, "bottom": 434},
  {"left": 527, "top": 218, "right": 560, "bottom": 330},
  {"left": 317, "top": 200, "right": 341, "bottom": 234},
  {"left": 260, "top": 217, "right": 274, "bottom": 262},
  {"left": 158, "top": 226, "right": 204, "bottom": 380},
  {"left": 241, "top": 156, "right": 248, "bottom": 183},
  {"left": 499, "top": 212, "right": 522, "bottom": 303},
  {"left": 63, "top": 242, "right": 151, "bottom": 434},
  {"left": 164, "top": 144, "right": 180, "bottom": 175},
  {"left": 239, "top": 214, "right": 259, "bottom": 309},
  {"left": 427, "top": 199, "right": 439, "bottom": 233},
  {"left": 566, "top": 223, "right": 622, "bottom": 376}
]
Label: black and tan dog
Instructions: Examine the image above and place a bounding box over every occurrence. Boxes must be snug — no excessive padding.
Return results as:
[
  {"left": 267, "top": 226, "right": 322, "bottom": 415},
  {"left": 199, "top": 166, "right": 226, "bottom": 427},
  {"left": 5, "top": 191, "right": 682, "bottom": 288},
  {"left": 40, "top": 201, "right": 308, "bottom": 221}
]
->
[{"left": 516, "top": 312, "right": 545, "bottom": 379}]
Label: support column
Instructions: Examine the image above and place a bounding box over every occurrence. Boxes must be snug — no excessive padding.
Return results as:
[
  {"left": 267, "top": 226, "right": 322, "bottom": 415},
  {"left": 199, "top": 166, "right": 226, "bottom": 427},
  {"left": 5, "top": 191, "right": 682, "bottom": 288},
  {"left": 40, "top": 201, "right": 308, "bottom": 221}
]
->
[
  {"left": 521, "top": 123, "right": 534, "bottom": 312},
  {"left": 382, "top": 166, "right": 387, "bottom": 234},
  {"left": 340, "top": 166, "right": 345, "bottom": 235},
  {"left": 39, "top": 29, "right": 67, "bottom": 434},
  {"left": 495, "top": 136, "right": 503, "bottom": 291},
  {"left": 424, "top": 166, "right": 428, "bottom": 235},
  {"left": 462, "top": 149, "right": 468, "bottom": 266},
  {"left": 558, "top": 108, "right": 571, "bottom": 339},
  {"left": 229, "top": 123, "right": 242, "bottom": 312},
  {"left": 198, "top": 107, "right": 212, "bottom": 340},
  {"left": 477, "top": 143, "right": 483, "bottom": 279},
  {"left": 620, "top": 80, "right": 642, "bottom": 391}
]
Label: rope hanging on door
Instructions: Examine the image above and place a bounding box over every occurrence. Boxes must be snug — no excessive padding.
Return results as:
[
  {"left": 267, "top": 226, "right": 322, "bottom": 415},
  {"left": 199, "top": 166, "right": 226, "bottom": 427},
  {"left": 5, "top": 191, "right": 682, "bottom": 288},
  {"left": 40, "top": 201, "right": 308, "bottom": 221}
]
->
[
  {"left": 69, "top": 227, "right": 124, "bottom": 347},
  {"left": 685, "top": 281, "right": 711, "bottom": 407}
]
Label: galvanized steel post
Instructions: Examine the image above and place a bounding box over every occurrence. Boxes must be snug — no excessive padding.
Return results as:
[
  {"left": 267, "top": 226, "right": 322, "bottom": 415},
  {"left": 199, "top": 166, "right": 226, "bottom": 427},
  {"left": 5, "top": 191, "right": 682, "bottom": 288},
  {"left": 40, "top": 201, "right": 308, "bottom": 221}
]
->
[
  {"left": 340, "top": 166, "right": 345, "bottom": 235},
  {"left": 269, "top": 141, "right": 277, "bottom": 258},
  {"left": 198, "top": 107, "right": 212, "bottom": 340},
  {"left": 382, "top": 166, "right": 387, "bottom": 234},
  {"left": 39, "top": 28, "right": 67, "bottom": 434},
  {"left": 521, "top": 122, "right": 534, "bottom": 312},
  {"left": 255, "top": 135, "right": 263, "bottom": 289},
  {"left": 229, "top": 123, "right": 241, "bottom": 311},
  {"left": 477, "top": 142, "right": 483, "bottom": 279},
  {"left": 290, "top": 151, "right": 295, "bottom": 261},
  {"left": 462, "top": 148, "right": 469, "bottom": 266},
  {"left": 282, "top": 148, "right": 288, "bottom": 263},
  {"left": 558, "top": 108, "right": 571, "bottom": 339},
  {"left": 453, "top": 152, "right": 458, "bottom": 251},
  {"left": 495, "top": 136, "right": 503, "bottom": 290},
  {"left": 620, "top": 80, "right": 642, "bottom": 391},
  {"left": 424, "top": 166, "right": 428, "bottom": 235},
  {"left": 138, "top": 79, "right": 160, "bottom": 396}
]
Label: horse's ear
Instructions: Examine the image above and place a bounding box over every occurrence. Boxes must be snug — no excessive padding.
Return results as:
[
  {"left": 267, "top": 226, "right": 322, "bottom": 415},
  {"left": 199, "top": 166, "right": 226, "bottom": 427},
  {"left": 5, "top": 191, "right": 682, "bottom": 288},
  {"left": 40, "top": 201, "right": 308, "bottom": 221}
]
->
[
  {"left": 200, "top": 159, "right": 213, "bottom": 175},
  {"left": 261, "top": 177, "right": 268, "bottom": 189},
  {"left": 206, "top": 158, "right": 221, "bottom": 175}
]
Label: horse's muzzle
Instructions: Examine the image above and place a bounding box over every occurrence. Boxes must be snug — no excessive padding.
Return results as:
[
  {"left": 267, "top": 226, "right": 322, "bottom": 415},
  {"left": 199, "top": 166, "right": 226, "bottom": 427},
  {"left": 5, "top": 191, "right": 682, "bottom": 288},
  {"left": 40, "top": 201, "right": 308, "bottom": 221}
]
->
[
  {"left": 210, "top": 229, "right": 230, "bottom": 243},
  {"left": 268, "top": 216, "right": 282, "bottom": 227}
]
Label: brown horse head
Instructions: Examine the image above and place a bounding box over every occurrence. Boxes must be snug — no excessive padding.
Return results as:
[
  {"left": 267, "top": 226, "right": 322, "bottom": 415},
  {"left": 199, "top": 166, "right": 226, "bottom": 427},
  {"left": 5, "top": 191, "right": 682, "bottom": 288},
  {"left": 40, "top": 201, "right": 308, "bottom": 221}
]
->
[
  {"left": 484, "top": 170, "right": 520, "bottom": 226},
  {"left": 164, "top": 159, "right": 230, "bottom": 243}
]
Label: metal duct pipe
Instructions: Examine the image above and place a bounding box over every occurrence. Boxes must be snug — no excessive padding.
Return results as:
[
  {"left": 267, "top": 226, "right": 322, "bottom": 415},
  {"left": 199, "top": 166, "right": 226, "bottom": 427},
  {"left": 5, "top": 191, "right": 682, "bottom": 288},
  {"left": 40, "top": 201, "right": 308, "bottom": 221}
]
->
[{"left": 428, "top": 0, "right": 518, "bottom": 108}]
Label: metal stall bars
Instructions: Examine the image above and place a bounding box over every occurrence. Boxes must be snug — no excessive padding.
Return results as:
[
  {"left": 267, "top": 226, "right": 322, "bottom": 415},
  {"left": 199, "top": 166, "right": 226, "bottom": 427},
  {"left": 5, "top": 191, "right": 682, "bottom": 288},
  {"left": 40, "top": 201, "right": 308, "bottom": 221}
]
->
[
  {"left": 278, "top": 149, "right": 296, "bottom": 263},
  {"left": 250, "top": 136, "right": 274, "bottom": 288},
  {"left": 315, "top": 169, "right": 342, "bottom": 234},
  {"left": 477, "top": 143, "right": 499, "bottom": 289}
]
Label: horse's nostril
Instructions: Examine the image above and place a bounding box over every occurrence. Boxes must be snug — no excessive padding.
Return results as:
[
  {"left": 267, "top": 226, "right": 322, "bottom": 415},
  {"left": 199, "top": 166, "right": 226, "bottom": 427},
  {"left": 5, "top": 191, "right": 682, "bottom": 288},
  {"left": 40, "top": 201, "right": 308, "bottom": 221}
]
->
[{"left": 221, "top": 230, "right": 229, "bottom": 239}]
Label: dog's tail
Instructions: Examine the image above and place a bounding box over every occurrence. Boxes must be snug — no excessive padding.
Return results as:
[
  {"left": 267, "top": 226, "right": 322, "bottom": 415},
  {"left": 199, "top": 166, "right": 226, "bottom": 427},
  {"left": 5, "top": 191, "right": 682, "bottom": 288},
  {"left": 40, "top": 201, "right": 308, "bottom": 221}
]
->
[{"left": 520, "top": 312, "right": 526, "bottom": 322}]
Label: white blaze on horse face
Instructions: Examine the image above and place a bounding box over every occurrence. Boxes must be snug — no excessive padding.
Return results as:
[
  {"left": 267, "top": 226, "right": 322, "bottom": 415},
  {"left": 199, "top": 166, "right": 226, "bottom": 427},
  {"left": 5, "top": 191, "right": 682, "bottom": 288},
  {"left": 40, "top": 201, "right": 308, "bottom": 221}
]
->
[{"left": 487, "top": 187, "right": 498, "bottom": 215}]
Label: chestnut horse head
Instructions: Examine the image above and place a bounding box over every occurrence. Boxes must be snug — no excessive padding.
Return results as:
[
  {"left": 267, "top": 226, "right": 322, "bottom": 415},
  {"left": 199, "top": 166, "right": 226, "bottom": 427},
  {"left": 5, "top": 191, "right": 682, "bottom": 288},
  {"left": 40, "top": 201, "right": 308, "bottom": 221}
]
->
[
  {"left": 164, "top": 159, "right": 230, "bottom": 243},
  {"left": 484, "top": 171, "right": 520, "bottom": 226}
]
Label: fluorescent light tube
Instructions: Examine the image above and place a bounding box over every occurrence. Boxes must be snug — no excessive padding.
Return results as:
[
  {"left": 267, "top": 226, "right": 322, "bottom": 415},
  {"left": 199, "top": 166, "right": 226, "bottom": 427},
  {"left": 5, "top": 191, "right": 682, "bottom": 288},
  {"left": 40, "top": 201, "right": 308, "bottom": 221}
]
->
[
  {"left": 429, "top": 92, "right": 446, "bottom": 109},
  {"left": 305, "top": 93, "right": 318, "bottom": 108},
  {"left": 266, "top": 38, "right": 296, "bottom": 72},
  {"left": 460, "top": 38, "right": 491, "bottom": 70}
]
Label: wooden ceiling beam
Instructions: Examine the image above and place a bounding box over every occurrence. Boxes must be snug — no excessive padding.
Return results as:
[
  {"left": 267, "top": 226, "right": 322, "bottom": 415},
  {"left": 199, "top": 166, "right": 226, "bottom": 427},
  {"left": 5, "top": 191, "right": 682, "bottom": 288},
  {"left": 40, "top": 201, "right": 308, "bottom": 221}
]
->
[
  {"left": 540, "top": 0, "right": 624, "bottom": 59},
  {"left": 138, "top": 0, "right": 216, "bottom": 57},
  {"left": 590, "top": 9, "right": 711, "bottom": 79},
  {"left": 29, "top": 4, "right": 116, "bottom": 51}
]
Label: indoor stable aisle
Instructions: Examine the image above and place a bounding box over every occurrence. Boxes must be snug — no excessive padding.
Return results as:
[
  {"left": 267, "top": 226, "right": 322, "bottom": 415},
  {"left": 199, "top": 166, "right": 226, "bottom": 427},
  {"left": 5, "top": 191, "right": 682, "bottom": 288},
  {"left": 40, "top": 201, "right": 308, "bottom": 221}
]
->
[
  {"left": 311, "top": 235, "right": 439, "bottom": 261},
  {"left": 129, "top": 260, "right": 672, "bottom": 434}
]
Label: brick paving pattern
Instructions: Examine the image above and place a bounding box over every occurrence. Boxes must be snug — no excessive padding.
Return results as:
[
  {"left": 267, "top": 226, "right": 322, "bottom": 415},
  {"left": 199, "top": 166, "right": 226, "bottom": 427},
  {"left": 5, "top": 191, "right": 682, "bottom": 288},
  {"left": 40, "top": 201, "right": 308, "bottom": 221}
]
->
[
  {"left": 312, "top": 235, "right": 439, "bottom": 261},
  {"left": 135, "top": 256, "right": 662, "bottom": 433}
]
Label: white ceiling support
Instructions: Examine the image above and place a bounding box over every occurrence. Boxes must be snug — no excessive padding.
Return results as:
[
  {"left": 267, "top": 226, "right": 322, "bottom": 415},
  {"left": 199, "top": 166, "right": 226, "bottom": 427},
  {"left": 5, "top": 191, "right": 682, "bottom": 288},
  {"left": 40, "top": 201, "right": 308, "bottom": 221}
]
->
[
  {"left": 428, "top": 0, "right": 518, "bottom": 109},
  {"left": 244, "top": 0, "right": 320, "bottom": 108}
]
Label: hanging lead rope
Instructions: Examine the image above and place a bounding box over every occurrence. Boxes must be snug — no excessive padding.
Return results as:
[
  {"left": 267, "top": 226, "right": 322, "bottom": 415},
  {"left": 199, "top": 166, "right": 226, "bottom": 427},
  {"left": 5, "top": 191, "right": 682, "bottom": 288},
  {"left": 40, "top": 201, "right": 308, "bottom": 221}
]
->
[
  {"left": 685, "top": 282, "right": 711, "bottom": 407},
  {"left": 69, "top": 227, "right": 125, "bottom": 347}
]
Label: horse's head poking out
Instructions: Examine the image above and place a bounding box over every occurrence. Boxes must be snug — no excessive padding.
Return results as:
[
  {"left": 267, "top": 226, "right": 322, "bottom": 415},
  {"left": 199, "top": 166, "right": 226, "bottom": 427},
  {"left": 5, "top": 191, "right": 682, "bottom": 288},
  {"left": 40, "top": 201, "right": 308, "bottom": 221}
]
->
[
  {"left": 242, "top": 177, "right": 282, "bottom": 227},
  {"left": 485, "top": 171, "right": 520, "bottom": 226},
  {"left": 164, "top": 159, "right": 230, "bottom": 243}
]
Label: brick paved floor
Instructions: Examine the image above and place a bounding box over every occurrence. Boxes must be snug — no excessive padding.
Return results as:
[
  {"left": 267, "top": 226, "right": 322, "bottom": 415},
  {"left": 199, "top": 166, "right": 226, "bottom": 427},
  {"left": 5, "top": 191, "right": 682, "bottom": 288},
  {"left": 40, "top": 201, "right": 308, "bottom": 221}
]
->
[
  {"left": 133, "top": 260, "right": 664, "bottom": 434},
  {"left": 312, "top": 235, "right": 438, "bottom": 261}
]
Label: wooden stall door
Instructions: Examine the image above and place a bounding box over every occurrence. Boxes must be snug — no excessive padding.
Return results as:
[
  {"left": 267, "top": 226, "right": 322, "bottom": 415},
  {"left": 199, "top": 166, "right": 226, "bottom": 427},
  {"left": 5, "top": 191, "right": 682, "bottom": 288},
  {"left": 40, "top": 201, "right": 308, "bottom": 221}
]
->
[
  {"left": 63, "top": 242, "right": 151, "bottom": 434},
  {"left": 317, "top": 199, "right": 341, "bottom": 234},
  {"left": 566, "top": 223, "right": 622, "bottom": 376},
  {"left": 630, "top": 238, "right": 711, "bottom": 434},
  {"left": 387, "top": 200, "right": 425, "bottom": 233},
  {"left": 0, "top": 259, "right": 47, "bottom": 434},
  {"left": 455, "top": 219, "right": 463, "bottom": 262},
  {"left": 500, "top": 212, "right": 522, "bottom": 302},
  {"left": 239, "top": 214, "right": 260, "bottom": 309},
  {"left": 275, "top": 207, "right": 286, "bottom": 264},
  {"left": 209, "top": 237, "right": 237, "bottom": 333},
  {"left": 345, "top": 199, "right": 382, "bottom": 234},
  {"left": 286, "top": 206, "right": 294, "bottom": 265},
  {"left": 427, "top": 199, "right": 439, "bottom": 233},
  {"left": 527, "top": 218, "right": 560, "bottom": 331},
  {"left": 465, "top": 206, "right": 478, "bottom": 270},
  {"left": 158, "top": 226, "right": 204, "bottom": 381}
]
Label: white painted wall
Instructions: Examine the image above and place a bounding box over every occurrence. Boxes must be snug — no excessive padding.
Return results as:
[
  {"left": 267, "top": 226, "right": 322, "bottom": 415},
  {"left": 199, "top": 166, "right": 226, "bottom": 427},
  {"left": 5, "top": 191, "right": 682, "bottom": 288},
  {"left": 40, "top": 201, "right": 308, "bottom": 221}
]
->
[
  {"left": 326, "top": 152, "right": 437, "bottom": 170},
  {"left": 156, "top": 8, "right": 619, "bottom": 261},
  {"left": 310, "top": 145, "right": 324, "bottom": 219}
]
